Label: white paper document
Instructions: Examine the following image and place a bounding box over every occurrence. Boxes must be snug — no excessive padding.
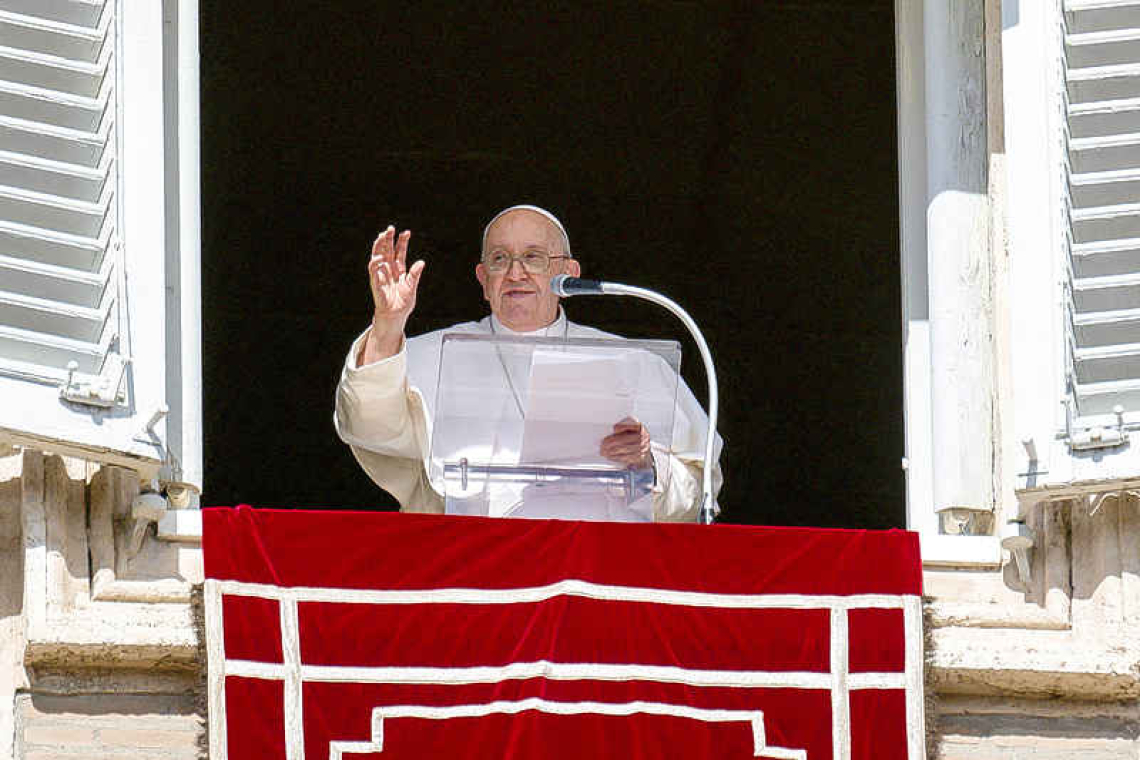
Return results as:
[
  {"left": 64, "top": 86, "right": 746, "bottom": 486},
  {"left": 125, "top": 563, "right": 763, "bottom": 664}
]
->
[{"left": 518, "top": 349, "right": 635, "bottom": 465}]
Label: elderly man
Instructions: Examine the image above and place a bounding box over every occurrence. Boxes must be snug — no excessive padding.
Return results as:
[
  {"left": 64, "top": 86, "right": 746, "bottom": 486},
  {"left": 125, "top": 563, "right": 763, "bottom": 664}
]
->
[{"left": 335, "top": 205, "right": 721, "bottom": 521}]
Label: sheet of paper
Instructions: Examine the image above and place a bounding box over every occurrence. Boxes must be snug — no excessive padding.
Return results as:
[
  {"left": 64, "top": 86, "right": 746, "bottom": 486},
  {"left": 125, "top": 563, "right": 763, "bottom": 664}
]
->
[{"left": 519, "top": 349, "right": 635, "bottom": 465}]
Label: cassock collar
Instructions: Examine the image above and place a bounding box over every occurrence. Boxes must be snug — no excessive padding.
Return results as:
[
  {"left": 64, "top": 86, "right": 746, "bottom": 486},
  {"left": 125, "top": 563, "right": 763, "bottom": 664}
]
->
[{"left": 487, "top": 308, "right": 568, "bottom": 337}]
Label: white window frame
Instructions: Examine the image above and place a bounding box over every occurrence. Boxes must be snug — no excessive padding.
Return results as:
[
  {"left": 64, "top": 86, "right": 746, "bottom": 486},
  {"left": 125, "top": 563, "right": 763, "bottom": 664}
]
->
[
  {"left": 896, "top": 0, "right": 1002, "bottom": 565},
  {"left": 0, "top": 0, "right": 201, "bottom": 493},
  {"left": 900, "top": 0, "right": 1140, "bottom": 562}
]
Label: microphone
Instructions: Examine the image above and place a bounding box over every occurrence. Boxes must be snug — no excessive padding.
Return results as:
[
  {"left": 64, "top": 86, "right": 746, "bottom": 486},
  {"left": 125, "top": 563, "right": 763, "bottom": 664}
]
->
[
  {"left": 548, "top": 272, "right": 721, "bottom": 525},
  {"left": 550, "top": 274, "right": 604, "bottom": 297}
]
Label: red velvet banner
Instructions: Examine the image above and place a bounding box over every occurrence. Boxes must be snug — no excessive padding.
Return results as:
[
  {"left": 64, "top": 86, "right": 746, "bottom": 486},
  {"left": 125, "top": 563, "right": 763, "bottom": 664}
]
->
[{"left": 203, "top": 507, "right": 923, "bottom": 760}]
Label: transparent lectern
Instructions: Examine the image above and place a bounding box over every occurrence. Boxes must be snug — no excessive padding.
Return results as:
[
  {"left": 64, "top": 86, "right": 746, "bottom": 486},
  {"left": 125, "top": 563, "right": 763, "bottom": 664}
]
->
[{"left": 428, "top": 333, "right": 682, "bottom": 522}]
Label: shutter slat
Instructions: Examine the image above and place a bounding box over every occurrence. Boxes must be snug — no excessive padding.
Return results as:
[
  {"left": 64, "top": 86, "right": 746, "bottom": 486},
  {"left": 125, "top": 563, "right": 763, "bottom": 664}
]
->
[
  {"left": 0, "top": 250, "right": 105, "bottom": 306},
  {"left": 0, "top": 148, "right": 106, "bottom": 201},
  {"left": 0, "top": 44, "right": 107, "bottom": 98},
  {"left": 0, "top": 183, "right": 109, "bottom": 237},
  {"left": 0, "top": 219, "right": 104, "bottom": 270},
  {"left": 0, "top": 79, "right": 107, "bottom": 132},
  {"left": 0, "top": 114, "right": 108, "bottom": 167},
  {"left": 1071, "top": 202, "right": 1140, "bottom": 241},
  {"left": 1069, "top": 97, "right": 1140, "bottom": 139},
  {"left": 1068, "top": 63, "right": 1140, "bottom": 102},
  {"left": 1071, "top": 167, "right": 1140, "bottom": 208},
  {"left": 1073, "top": 237, "right": 1140, "bottom": 280},
  {"left": 0, "top": 10, "right": 106, "bottom": 62},
  {"left": 1069, "top": 132, "right": 1140, "bottom": 172},
  {"left": 1073, "top": 377, "right": 1140, "bottom": 416},
  {"left": 0, "top": 322, "right": 107, "bottom": 375},
  {"left": 0, "top": 0, "right": 104, "bottom": 29},
  {"left": 0, "top": 287, "right": 109, "bottom": 342},
  {"left": 1074, "top": 306, "right": 1140, "bottom": 347},
  {"left": 1066, "top": 2, "right": 1140, "bottom": 36},
  {"left": 0, "top": 0, "right": 116, "bottom": 380},
  {"left": 1067, "top": 28, "right": 1140, "bottom": 69}
]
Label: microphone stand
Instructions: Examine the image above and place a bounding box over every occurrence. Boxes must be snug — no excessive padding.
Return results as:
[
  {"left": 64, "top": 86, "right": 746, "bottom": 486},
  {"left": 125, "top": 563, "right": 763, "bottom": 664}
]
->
[{"left": 552, "top": 275, "right": 719, "bottom": 525}]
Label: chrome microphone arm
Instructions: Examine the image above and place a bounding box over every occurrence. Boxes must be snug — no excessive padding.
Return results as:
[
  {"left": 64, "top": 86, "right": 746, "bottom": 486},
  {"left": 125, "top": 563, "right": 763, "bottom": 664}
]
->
[{"left": 552, "top": 275, "right": 719, "bottom": 524}]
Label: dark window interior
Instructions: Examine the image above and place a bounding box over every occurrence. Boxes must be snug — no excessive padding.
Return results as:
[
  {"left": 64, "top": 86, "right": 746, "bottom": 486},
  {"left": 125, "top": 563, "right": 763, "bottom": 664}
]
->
[{"left": 200, "top": 1, "right": 902, "bottom": 528}]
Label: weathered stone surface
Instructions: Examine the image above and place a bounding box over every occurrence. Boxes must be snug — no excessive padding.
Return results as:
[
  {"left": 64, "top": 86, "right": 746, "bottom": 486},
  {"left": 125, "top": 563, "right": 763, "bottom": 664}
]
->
[
  {"left": 935, "top": 696, "right": 1140, "bottom": 759},
  {"left": 16, "top": 692, "right": 203, "bottom": 759},
  {"left": 927, "top": 494, "right": 1140, "bottom": 756},
  {"left": 5, "top": 447, "right": 1140, "bottom": 759},
  {"left": 2, "top": 452, "right": 205, "bottom": 759}
]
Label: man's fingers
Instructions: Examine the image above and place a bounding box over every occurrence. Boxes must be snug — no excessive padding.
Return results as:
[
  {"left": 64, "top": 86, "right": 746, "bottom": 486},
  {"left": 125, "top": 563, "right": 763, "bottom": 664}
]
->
[
  {"left": 407, "top": 260, "right": 426, "bottom": 290},
  {"left": 372, "top": 225, "right": 398, "bottom": 259},
  {"left": 395, "top": 230, "right": 411, "bottom": 268},
  {"left": 601, "top": 419, "right": 651, "bottom": 467},
  {"left": 601, "top": 432, "right": 643, "bottom": 455},
  {"left": 372, "top": 226, "right": 391, "bottom": 257}
]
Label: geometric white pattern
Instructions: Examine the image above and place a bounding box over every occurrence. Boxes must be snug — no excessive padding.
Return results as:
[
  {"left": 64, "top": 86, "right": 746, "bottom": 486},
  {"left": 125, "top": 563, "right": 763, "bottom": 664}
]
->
[
  {"left": 327, "top": 700, "right": 807, "bottom": 759},
  {"left": 205, "top": 580, "right": 927, "bottom": 760}
]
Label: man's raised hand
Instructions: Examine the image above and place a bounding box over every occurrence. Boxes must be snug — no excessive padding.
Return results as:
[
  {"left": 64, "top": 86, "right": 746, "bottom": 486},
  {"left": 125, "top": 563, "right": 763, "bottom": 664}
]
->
[
  {"left": 360, "top": 226, "right": 425, "bottom": 365},
  {"left": 369, "top": 226, "right": 424, "bottom": 320}
]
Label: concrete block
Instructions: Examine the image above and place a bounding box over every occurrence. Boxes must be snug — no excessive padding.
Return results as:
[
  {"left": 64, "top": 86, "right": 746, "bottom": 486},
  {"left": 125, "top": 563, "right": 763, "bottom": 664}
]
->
[
  {"left": 21, "top": 724, "right": 97, "bottom": 747},
  {"left": 98, "top": 727, "right": 201, "bottom": 751}
]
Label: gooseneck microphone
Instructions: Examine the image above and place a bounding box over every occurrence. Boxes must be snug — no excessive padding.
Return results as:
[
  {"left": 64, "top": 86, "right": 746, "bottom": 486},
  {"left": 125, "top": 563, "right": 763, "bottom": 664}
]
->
[
  {"left": 550, "top": 274, "right": 720, "bottom": 525},
  {"left": 550, "top": 275, "right": 605, "bottom": 297}
]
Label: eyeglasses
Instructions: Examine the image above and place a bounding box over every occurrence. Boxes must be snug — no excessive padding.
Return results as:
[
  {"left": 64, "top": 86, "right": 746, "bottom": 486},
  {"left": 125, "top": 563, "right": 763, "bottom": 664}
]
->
[{"left": 482, "top": 249, "right": 570, "bottom": 274}]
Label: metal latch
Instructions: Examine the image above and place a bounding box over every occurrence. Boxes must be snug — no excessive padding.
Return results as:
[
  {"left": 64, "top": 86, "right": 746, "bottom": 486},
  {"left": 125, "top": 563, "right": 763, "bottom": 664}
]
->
[
  {"left": 1065, "top": 402, "right": 1128, "bottom": 452},
  {"left": 59, "top": 354, "right": 129, "bottom": 408}
]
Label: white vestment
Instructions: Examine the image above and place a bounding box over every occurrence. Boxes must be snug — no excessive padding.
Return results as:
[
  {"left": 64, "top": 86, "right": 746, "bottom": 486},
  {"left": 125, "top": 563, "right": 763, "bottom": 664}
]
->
[{"left": 335, "top": 312, "right": 722, "bottom": 522}]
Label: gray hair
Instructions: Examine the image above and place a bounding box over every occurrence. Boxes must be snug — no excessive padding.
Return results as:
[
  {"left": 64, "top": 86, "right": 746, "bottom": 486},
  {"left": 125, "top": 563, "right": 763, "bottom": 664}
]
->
[{"left": 481, "top": 204, "right": 572, "bottom": 258}]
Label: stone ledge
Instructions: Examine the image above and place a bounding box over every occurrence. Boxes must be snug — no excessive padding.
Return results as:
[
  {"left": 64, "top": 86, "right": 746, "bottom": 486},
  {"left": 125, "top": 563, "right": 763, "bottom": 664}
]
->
[
  {"left": 932, "top": 665, "right": 1139, "bottom": 700},
  {"left": 24, "top": 639, "right": 199, "bottom": 671},
  {"left": 25, "top": 620, "right": 198, "bottom": 670},
  {"left": 928, "top": 600, "right": 1070, "bottom": 630},
  {"left": 929, "top": 627, "right": 1140, "bottom": 699}
]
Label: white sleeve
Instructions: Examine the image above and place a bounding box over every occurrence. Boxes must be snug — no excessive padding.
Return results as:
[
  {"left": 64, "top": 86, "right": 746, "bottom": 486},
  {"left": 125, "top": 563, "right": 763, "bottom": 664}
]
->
[{"left": 334, "top": 329, "right": 443, "bottom": 513}]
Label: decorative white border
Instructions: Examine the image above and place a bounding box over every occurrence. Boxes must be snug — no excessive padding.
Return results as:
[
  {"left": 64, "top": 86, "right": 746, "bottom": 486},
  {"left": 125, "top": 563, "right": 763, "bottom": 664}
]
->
[
  {"left": 213, "top": 578, "right": 910, "bottom": 610},
  {"left": 204, "top": 579, "right": 926, "bottom": 760},
  {"left": 829, "top": 608, "right": 850, "bottom": 760},
  {"left": 280, "top": 598, "right": 303, "bottom": 760},
  {"left": 225, "top": 659, "right": 908, "bottom": 691},
  {"left": 327, "top": 699, "right": 807, "bottom": 760}
]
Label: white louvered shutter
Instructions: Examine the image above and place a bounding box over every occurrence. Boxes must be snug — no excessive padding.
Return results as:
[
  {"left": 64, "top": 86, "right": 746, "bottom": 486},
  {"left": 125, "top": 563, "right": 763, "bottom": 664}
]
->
[
  {"left": 1064, "top": 1, "right": 1140, "bottom": 426},
  {"left": 0, "top": 0, "right": 201, "bottom": 490},
  {"left": 0, "top": 1, "right": 117, "bottom": 386}
]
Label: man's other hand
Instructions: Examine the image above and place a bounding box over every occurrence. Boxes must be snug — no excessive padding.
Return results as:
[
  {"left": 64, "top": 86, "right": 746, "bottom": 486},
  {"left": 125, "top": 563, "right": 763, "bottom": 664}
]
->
[{"left": 600, "top": 416, "right": 652, "bottom": 470}]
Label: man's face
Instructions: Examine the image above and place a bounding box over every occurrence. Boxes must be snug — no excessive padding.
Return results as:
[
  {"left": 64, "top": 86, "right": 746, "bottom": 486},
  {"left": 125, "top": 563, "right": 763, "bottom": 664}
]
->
[{"left": 476, "top": 209, "right": 581, "bottom": 331}]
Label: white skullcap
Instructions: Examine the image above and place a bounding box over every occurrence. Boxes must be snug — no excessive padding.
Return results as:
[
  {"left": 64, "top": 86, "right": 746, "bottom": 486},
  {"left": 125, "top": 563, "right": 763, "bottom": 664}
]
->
[{"left": 481, "top": 204, "right": 572, "bottom": 258}]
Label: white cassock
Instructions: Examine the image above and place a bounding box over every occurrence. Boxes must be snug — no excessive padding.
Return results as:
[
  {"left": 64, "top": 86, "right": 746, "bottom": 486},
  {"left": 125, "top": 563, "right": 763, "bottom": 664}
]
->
[{"left": 335, "top": 310, "right": 723, "bottom": 522}]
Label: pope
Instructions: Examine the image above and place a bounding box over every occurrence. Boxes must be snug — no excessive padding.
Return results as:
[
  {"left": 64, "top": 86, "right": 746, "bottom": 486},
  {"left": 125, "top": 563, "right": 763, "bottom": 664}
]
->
[{"left": 335, "top": 204, "right": 721, "bottom": 520}]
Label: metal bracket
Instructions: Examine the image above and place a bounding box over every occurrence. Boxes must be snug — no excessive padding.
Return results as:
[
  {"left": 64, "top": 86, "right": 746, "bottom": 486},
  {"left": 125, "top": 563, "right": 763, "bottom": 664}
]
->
[
  {"left": 133, "top": 404, "right": 169, "bottom": 445},
  {"left": 1065, "top": 402, "right": 1128, "bottom": 452},
  {"left": 59, "top": 354, "right": 130, "bottom": 408},
  {"left": 1001, "top": 520, "right": 1035, "bottom": 588},
  {"left": 127, "top": 490, "right": 168, "bottom": 562}
]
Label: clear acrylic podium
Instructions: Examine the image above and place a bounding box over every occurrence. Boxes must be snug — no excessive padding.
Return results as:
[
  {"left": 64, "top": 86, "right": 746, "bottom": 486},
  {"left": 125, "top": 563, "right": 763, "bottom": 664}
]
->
[{"left": 428, "top": 333, "right": 682, "bottom": 521}]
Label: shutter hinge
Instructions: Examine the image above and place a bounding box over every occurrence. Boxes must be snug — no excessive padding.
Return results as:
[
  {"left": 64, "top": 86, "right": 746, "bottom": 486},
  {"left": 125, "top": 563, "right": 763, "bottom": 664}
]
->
[
  {"left": 59, "top": 354, "right": 130, "bottom": 408},
  {"left": 1064, "top": 401, "right": 1128, "bottom": 452}
]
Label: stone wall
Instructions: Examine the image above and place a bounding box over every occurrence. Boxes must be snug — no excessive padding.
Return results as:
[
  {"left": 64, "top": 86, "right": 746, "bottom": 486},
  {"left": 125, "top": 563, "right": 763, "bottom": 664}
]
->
[
  {"left": 0, "top": 449, "right": 203, "bottom": 759},
  {"left": 15, "top": 692, "right": 202, "bottom": 760},
  {"left": 936, "top": 696, "right": 1138, "bottom": 760},
  {"left": 7, "top": 444, "right": 1140, "bottom": 758},
  {"left": 926, "top": 496, "right": 1140, "bottom": 758}
]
